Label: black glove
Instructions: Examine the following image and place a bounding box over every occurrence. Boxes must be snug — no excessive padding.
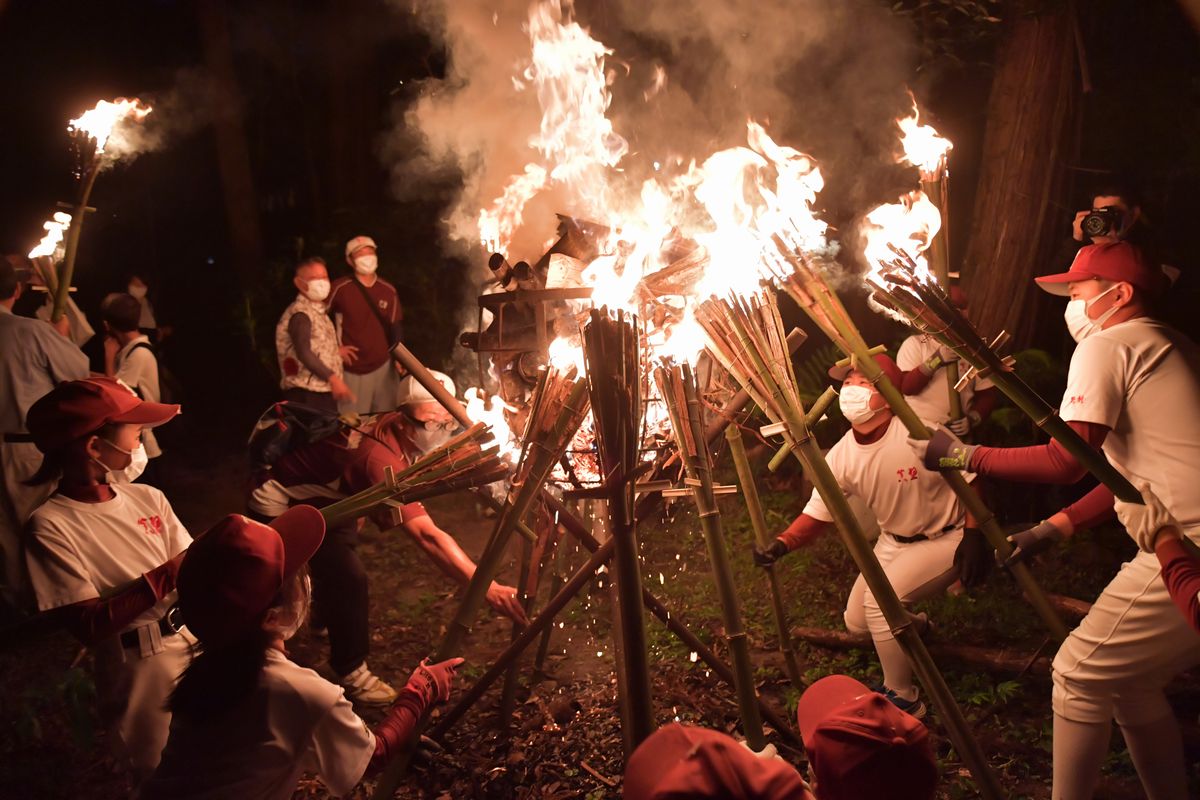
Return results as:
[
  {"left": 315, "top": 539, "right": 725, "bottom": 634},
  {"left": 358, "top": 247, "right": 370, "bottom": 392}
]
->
[
  {"left": 1001, "top": 521, "right": 1063, "bottom": 569},
  {"left": 754, "top": 539, "right": 789, "bottom": 568},
  {"left": 953, "top": 528, "right": 993, "bottom": 590}
]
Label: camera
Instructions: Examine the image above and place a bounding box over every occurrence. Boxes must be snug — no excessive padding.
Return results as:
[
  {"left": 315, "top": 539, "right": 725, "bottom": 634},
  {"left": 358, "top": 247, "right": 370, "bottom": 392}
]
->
[{"left": 1081, "top": 206, "right": 1126, "bottom": 240}]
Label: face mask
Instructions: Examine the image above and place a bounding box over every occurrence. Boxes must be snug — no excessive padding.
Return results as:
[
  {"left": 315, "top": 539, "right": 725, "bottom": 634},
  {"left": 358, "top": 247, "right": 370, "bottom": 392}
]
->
[
  {"left": 1064, "top": 285, "right": 1121, "bottom": 343},
  {"left": 128, "top": 284, "right": 148, "bottom": 299},
  {"left": 264, "top": 573, "right": 311, "bottom": 642},
  {"left": 353, "top": 255, "right": 378, "bottom": 275},
  {"left": 304, "top": 278, "right": 330, "bottom": 302},
  {"left": 404, "top": 423, "right": 455, "bottom": 457},
  {"left": 838, "top": 385, "right": 877, "bottom": 425},
  {"left": 92, "top": 440, "right": 148, "bottom": 484}
]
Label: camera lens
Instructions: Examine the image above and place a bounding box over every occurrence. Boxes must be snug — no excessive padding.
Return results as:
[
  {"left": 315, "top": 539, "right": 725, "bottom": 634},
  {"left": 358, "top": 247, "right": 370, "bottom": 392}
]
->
[{"left": 1081, "top": 213, "right": 1110, "bottom": 238}]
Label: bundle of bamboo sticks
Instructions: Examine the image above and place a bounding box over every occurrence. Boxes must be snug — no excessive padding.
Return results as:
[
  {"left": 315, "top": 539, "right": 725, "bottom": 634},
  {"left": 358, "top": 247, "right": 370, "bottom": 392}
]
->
[
  {"left": 696, "top": 291, "right": 1006, "bottom": 799},
  {"left": 319, "top": 422, "right": 509, "bottom": 527},
  {"left": 871, "top": 247, "right": 1141, "bottom": 504}
]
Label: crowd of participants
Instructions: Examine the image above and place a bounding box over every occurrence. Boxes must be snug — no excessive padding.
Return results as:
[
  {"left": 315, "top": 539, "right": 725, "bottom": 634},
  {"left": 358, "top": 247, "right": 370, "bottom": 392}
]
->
[{"left": 0, "top": 185, "right": 1196, "bottom": 799}]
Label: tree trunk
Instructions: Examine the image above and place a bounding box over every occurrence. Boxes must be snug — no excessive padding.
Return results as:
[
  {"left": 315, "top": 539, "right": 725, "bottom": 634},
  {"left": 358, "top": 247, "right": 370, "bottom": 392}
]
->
[{"left": 963, "top": 6, "right": 1080, "bottom": 348}]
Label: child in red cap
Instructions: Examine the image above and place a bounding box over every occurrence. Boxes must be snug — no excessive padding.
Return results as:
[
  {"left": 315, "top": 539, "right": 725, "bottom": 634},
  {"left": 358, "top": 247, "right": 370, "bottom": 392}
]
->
[
  {"left": 141, "top": 507, "right": 463, "bottom": 799},
  {"left": 22, "top": 377, "right": 188, "bottom": 783}
]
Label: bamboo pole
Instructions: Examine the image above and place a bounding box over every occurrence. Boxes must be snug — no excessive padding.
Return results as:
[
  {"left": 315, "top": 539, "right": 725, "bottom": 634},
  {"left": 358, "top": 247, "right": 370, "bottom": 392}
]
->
[
  {"left": 774, "top": 248, "right": 1069, "bottom": 641},
  {"left": 725, "top": 424, "right": 805, "bottom": 689},
  {"left": 872, "top": 258, "right": 1141, "bottom": 504},
  {"left": 53, "top": 164, "right": 100, "bottom": 323},
  {"left": 697, "top": 293, "right": 1006, "bottom": 800},
  {"left": 922, "top": 172, "right": 965, "bottom": 421},
  {"left": 582, "top": 309, "right": 654, "bottom": 752},
  {"left": 768, "top": 384, "right": 837, "bottom": 472},
  {"left": 498, "top": 529, "right": 535, "bottom": 728}
]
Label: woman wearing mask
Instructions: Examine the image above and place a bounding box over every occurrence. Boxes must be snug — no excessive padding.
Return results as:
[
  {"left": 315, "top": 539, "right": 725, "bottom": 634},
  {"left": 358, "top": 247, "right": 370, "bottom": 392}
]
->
[
  {"left": 276, "top": 256, "right": 355, "bottom": 413},
  {"left": 127, "top": 274, "right": 171, "bottom": 344},
  {"left": 754, "top": 355, "right": 991, "bottom": 719},
  {"left": 141, "top": 507, "right": 463, "bottom": 799},
  {"left": 22, "top": 377, "right": 189, "bottom": 785},
  {"left": 328, "top": 235, "right": 406, "bottom": 415},
  {"left": 911, "top": 242, "right": 1200, "bottom": 800}
]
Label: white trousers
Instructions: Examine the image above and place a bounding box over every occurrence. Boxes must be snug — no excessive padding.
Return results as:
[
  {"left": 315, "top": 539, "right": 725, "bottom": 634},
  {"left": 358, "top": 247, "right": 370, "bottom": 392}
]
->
[
  {"left": 0, "top": 441, "right": 55, "bottom": 602},
  {"left": 1052, "top": 549, "right": 1200, "bottom": 726},
  {"left": 844, "top": 530, "right": 962, "bottom": 692},
  {"left": 339, "top": 361, "right": 400, "bottom": 415},
  {"left": 94, "top": 631, "right": 195, "bottom": 783}
]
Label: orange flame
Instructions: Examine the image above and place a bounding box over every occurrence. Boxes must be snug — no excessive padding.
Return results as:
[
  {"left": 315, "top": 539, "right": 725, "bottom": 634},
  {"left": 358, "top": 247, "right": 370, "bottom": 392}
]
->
[
  {"left": 896, "top": 95, "right": 952, "bottom": 179},
  {"left": 68, "top": 98, "right": 152, "bottom": 156},
  {"left": 860, "top": 190, "right": 941, "bottom": 286},
  {"left": 28, "top": 212, "right": 72, "bottom": 260}
]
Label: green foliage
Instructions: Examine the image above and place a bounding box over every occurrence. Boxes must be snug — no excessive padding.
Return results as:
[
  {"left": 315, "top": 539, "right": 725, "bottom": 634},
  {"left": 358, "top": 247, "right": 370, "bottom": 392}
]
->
[
  {"left": 891, "top": 0, "right": 1006, "bottom": 70},
  {"left": 12, "top": 667, "right": 96, "bottom": 750}
]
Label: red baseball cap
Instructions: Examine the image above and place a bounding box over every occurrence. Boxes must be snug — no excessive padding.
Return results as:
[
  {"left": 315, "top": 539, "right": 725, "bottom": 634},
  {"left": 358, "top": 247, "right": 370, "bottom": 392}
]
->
[
  {"left": 797, "top": 675, "right": 937, "bottom": 800},
  {"left": 177, "top": 506, "right": 325, "bottom": 649},
  {"left": 26, "top": 377, "right": 179, "bottom": 453},
  {"left": 1035, "top": 241, "right": 1165, "bottom": 297},
  {"left": 828, "top": 353, "right": 903, "bottom": 388},
  {"left": 624, "top": 723, "right": 814, "bottom": 800}
]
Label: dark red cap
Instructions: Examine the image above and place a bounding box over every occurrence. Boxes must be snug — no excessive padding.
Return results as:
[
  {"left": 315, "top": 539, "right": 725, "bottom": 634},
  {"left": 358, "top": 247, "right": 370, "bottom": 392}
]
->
[
  {"left": 828, "top": 353, "right": 903, "bottom": 388},
  {"left": 26, "top": 376, "right": 179, "bottom": 453},
  {"left": 624, "top": 723, "right": 813, "bottom": 800},
  {"left": 797, "top": 676, "right": 937, "bottom": 800},
  {"left": 177, "top": 506, "right": 325, "bottom": 649},
  {"left": 1035, "top": 241, "right": 1165, "bottom": 297}
]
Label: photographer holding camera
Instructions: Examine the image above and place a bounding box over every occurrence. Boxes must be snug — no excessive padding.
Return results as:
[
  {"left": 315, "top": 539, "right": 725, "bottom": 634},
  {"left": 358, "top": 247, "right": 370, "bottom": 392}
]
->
[{"left": 1071, "top": 183, "right": 1147, "bottom": 247}]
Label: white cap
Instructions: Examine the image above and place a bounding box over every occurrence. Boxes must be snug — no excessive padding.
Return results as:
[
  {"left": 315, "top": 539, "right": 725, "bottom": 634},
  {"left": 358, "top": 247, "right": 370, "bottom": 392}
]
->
[
  {"left": 345, "top": 235, "right": 377, "bottom": 259},
  {"left": 397, "top": 371, "right": 456, "bottom": 407}
]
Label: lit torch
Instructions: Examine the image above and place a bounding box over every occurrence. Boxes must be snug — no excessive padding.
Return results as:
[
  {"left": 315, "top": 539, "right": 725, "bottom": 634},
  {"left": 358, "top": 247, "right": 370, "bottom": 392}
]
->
[
  {"left": 27, "top": 212, "right": 72, "bottom": 295},
  {"left": 896, "top": 95, "right": 953, "bottom": 287},
  {"left": 52, "top": 98, "right": 153, "bottom": 323}
]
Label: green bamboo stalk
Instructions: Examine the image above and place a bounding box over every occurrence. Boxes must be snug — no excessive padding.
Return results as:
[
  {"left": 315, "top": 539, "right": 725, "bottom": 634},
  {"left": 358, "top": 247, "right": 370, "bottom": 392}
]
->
[
  {"left": 53, "top": 164, "right": 100, "bottom": 323},
  {"left": 768, "top": 385, "right": 837, "bottom": 472},
  {"left": 725, "top": 424, "right": 805, "bottom": 690},
  {"left": 656, "top": 364, "right": 765, "bottom": 750},
  {"left": 498, "top": 527, "right": 535, "bottom": 728},
  {"left": 777, "top": 268, "right": 1070, "bottom": 641}
]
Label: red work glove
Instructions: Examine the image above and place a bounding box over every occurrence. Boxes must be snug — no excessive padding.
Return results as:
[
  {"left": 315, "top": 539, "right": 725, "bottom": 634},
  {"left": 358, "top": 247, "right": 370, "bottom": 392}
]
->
[
  {"left": 405, "top": 657, "right": 465, "bottom": 707},
  {"left": 371, "top": 657, "right": 466, "bottom": 768},
  {"left": 142, "top": 550, "right": 187, "bottom": 600}
]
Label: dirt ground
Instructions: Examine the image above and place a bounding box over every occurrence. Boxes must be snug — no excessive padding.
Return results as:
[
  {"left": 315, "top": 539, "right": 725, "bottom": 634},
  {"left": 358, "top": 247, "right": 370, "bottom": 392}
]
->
[{"left": 0, "top": 444, "right": 1196, "bottom": 799}]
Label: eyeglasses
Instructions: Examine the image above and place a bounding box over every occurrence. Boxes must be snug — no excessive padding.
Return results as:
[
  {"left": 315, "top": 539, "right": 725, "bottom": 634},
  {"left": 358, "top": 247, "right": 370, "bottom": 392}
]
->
[{"left": 416, "top": 418, "right": 458, "bottom": 433}]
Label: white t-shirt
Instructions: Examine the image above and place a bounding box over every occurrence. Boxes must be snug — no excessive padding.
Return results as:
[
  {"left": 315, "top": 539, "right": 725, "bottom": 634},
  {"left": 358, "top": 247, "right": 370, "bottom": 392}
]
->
[
  {"left": 114, "top": 335, "right": 163, "bottom": 457},
  {"left": 802, "top": 416, "right": 965, "bottom": 537},
  {"left": 1060, "top": 317, "right": 1200, "bottom": 533},
  {"left": 25, "top": 484, "right": 191, "bottom": 628},
  {"left": 896, "top": 334, "right": 993, "bottom": 425},
  {"left": 140, "top": 648, "right": 375, "bottom": 800}
]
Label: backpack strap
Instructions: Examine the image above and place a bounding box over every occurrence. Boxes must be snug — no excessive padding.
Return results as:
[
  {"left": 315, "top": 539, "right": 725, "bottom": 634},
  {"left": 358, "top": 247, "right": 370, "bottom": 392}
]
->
[{"left": 349, "top": 279, "right": 396, "bottom": 349}]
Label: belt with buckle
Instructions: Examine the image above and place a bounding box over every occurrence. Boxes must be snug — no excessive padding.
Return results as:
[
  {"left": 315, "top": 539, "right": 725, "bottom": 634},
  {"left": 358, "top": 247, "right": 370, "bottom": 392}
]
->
[
  {"left": 119, "top": 606, "right": 185, "bottom": 649},
  {"left": 889, "top": 532, "right": 929, "bottom": 544}
]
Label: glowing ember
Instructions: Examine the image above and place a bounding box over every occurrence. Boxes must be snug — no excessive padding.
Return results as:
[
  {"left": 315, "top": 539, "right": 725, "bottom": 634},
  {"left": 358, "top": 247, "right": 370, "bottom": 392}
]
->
[
  {"left": 68, "top": 98, "right": 152, "bottom": 157},
  {"left": 28, "top": 212, "right": 72, "bottom": 260},
  {"left": 548, "top": 336, "right": 586, "bottom": 374},
  {"left": 896, "top": 94, "right": 952, "bottom": 179},
  {"left": 464, "top": 388, "right": 521, "bottom": 463}
]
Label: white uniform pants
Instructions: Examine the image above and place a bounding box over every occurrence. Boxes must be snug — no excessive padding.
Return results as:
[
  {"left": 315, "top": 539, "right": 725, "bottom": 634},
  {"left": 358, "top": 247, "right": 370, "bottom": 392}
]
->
[
  {"left": 94, "top": 630, "right": 195, "bottom": 783},
  {"left": 339, "top": 361, "right": 400, "bottom": 415},
  {"left": 0, "top": 441, "right": 55, "bottom": 602},
  {"left": 844, "top": 530, "right": 962, "bottom": 692},
  {"left": 1052, "top": 549, "right": 1200, "bottom": 726}
]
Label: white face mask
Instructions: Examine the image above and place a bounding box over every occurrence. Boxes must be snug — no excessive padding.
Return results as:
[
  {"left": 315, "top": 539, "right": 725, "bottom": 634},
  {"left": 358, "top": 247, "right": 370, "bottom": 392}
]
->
[
  {"left": 1064, "top": 284, "right": 1121, "bottom": 343},
  {"left": 353, "top": 255, "right": 378, "bottom": 275},
  {"left": 93, "top": 440, "right": 148, "bottom": 484},
  {"left": 263, "top": 573, "right": 312, "bottom": 642},
  {"left": 838, "top": 385, "right": 877, "bottom": 425},
  {"left": 303, "top": 278, "right": 330, "bottom": 302},
  {"left": 128, "top": 284, "right": 148, "bottom": 299}
]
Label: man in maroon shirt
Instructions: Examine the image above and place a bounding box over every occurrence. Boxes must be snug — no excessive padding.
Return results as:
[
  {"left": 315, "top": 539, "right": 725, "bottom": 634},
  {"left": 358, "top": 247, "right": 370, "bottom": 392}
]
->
[{"left": 328, "top": 236, "right": 406, "bottom": 415}]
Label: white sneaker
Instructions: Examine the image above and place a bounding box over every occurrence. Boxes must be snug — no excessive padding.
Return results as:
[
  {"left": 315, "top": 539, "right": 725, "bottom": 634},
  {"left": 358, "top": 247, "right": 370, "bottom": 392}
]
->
[{"left": 339, "top": 663, "right": 398, "bottom": 706}]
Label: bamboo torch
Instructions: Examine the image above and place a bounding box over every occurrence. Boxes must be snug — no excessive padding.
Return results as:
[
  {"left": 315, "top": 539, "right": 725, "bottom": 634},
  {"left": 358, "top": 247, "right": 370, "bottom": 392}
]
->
[
  {"left": 655, "top": 362, "right": 766, "bottom": 749},
  {"left": 582, "top": 308, "right": 655, "bottom": 751},
  {"left": 696, "top": 291, "right": 1006, "bottom": 800},
  {"left": 55, "top": 99, "right": 152, "bottom": 323}
]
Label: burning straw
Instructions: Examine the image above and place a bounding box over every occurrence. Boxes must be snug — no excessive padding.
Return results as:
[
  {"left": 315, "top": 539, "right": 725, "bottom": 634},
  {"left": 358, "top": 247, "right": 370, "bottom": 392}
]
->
[
  {"left": 871, "top": 247, "right": 1142, "bottom": 505},
  {"left": 697, "top": 291, "right": 1006, "bottom": 800},
  {"left": 655, "top": 361, "right": 766, "bottom": 750},
  {"left": 582, "top": 308, "right": 655, "bottom": 751},
  {"left": 770, "top": 243, "right": 1070, "bottom": 642}
]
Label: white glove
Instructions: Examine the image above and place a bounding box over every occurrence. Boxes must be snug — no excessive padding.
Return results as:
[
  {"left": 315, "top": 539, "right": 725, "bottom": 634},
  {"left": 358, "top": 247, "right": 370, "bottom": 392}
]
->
[
  {"left": 946, "top": 416, "right": 971, "bottom": 437},
  {"left": 738, "top": 739, "right": 780, "bottom": 760},
  {"left": 937, "top": 344, "right": 959, "bottom": 364},
  {"left": 1114, "top": 480, "right": 1182, "bottom": 553}
]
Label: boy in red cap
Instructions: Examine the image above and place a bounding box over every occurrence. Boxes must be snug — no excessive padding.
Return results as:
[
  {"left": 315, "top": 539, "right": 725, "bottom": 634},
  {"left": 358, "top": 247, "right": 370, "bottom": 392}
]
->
[
  {"left": 141, "top": 507, "right": 463, "bottom": 799},
  {"left": 624, "top": 723, "right": 814, "bottom": 800},
  {"left": 911, "top": 241, "right": 1200, "bottom": 799},
  {"left": 796, "top": 674, "right": 937, "bottom": 800},
  {"left": 756, "top": 355, "right": 991, "bottom": 718},
  {"left": 21, "top": 377, "right": 188, "bottom": 783}
]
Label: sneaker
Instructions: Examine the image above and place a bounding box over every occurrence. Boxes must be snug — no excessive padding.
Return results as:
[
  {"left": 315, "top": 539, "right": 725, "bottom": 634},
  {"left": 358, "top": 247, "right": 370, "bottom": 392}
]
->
[
  {"left": 881, "top": 687, "right": 927, "bottom": 720},
  {"left": 339, "top": 663, "right": 398, "bottom": 706}
]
